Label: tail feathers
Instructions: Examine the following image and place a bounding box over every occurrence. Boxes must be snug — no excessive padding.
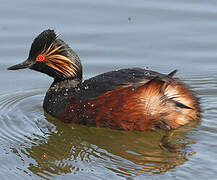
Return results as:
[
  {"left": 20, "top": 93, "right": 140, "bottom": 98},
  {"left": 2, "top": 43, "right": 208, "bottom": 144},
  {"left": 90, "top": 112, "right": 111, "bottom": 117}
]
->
[{"left": 139, "top": 76, "right": 200, "bottom": 130}]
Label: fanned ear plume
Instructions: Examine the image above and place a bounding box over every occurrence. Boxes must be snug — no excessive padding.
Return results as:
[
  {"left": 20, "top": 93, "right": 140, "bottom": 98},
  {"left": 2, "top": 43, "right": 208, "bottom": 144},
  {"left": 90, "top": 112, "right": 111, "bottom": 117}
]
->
[
  {"left": 29, "top": 29, "right": 79, "bottom": 78},
  {"left": 39, "top": 41, "right": 79, "bottom": 77}
]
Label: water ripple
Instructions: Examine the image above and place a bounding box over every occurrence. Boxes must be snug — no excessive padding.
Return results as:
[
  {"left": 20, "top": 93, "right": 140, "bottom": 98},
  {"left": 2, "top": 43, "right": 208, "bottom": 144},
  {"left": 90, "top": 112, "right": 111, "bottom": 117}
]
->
[
  {"left": 0, "top": 75, "right": 215, "bottom": 179},
  {"left": 0, "top": 89, "right": 45, "bottom": 146}
]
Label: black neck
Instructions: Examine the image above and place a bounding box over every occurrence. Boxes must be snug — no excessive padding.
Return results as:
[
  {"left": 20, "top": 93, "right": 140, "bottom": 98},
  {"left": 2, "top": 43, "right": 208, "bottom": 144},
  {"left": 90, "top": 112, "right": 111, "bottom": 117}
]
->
[
  {"left": 43, "top": 77, "right": 82, "bottom": 119},
  {"left": 51, "top": 77, "right": 82, "bottom": 92}
]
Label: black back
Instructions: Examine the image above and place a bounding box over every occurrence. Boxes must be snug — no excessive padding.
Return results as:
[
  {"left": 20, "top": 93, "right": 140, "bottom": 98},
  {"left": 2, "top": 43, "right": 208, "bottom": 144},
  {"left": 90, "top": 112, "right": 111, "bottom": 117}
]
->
[{"left": 43, "top": 67, "right": 174, "bottom": 118}]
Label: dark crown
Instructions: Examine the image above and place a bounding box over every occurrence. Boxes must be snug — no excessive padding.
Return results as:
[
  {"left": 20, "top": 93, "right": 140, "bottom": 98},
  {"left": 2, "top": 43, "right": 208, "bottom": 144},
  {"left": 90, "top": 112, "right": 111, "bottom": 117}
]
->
[{"left": 29, "top": 29, "right": 82, "bottom": 80}]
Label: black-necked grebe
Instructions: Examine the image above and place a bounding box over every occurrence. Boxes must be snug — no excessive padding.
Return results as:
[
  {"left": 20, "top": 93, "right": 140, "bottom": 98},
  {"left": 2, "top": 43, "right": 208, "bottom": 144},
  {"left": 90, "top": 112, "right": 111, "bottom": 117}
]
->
[{"left": 8, "top": 29, "right": 200, "bottom": 130}]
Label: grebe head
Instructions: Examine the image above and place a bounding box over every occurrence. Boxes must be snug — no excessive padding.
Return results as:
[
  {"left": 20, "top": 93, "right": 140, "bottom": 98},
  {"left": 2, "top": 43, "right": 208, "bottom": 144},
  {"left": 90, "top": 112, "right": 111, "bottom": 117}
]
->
[{"left": 8, "top": 29, "right": 82, "bottom": 82}]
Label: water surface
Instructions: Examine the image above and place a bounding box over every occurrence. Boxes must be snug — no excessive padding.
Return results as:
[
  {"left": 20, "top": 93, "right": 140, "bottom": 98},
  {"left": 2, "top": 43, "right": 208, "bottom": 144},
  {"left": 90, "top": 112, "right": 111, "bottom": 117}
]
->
[{"left": 0, "top": 0, "right": 217, "bottom": 179}]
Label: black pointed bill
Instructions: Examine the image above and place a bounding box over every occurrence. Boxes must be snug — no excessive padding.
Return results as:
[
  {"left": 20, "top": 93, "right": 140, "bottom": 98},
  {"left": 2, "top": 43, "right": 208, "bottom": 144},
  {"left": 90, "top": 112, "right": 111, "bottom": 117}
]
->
[{"left": 8, "top": 59, "right": 33, "bottom": 70}]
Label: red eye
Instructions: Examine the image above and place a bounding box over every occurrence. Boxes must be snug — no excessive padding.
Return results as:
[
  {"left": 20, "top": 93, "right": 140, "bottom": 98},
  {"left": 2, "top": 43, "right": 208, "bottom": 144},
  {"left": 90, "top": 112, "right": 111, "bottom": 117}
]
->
[{"left": 36, "top": 55, "right": 45, "bottom": 62}]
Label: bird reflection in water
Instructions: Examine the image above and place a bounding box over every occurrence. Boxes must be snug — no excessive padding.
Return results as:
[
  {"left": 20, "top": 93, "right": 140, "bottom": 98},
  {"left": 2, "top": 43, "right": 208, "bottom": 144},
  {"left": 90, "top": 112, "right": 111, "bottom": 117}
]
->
[{"left": 17, "top": 112, "right": 198, "bottom": 179}]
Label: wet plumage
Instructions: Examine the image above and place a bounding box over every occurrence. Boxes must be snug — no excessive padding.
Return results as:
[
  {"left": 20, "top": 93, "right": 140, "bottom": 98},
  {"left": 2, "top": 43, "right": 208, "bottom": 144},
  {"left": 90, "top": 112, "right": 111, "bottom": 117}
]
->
[{"left": 8, "top": 29, "right": 200, "bottom": 131}]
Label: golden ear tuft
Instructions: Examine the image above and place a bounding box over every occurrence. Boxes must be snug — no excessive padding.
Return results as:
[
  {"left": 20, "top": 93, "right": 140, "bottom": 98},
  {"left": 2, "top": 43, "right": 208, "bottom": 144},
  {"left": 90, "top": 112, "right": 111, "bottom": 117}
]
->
[{"left": 39, "top": 42, "right": 78, "bottom": 77}]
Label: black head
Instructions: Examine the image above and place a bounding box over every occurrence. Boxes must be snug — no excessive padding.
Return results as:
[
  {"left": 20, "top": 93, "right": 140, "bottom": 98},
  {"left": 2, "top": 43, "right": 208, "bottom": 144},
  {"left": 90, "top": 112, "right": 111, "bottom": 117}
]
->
[{"left": 8, "top": 29, "right": 82, "bottom": 82}]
